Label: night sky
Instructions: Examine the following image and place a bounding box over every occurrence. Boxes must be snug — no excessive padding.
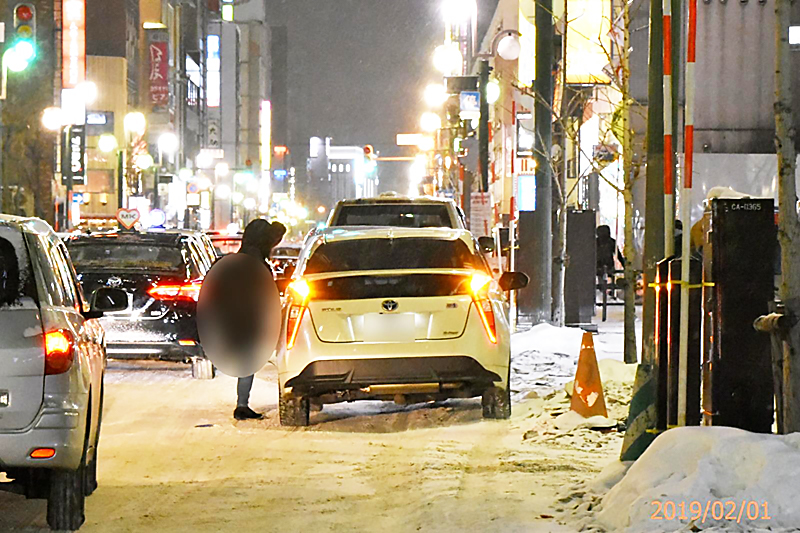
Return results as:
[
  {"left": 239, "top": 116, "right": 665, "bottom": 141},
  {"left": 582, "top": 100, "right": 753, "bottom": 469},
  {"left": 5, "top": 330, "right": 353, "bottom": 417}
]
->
[{"left": 265, "top": 0, "right": 499, "bottom": 198}]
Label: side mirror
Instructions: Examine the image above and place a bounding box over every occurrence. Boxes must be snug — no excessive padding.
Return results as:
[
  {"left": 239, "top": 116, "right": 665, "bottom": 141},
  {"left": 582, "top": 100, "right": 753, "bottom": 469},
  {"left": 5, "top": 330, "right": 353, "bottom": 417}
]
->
[
  {"left": 499, "top": 271, "right": 529, "bottom": 291},
  {"left": 87, "top": 287, "right": 128, "bottom": 318},
  {"left": 477, "top": 236, "right": 495, "bottom": 253}
]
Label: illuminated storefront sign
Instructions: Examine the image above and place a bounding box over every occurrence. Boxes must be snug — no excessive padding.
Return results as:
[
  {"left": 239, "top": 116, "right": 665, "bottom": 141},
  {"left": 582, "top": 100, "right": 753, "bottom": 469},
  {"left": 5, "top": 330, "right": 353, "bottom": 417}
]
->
[
  {"left": 260, "top": 101, "right": 271, "bottom": 171},
  {"left": 62, "top": 0, "right": 85, "bottom": 88}
]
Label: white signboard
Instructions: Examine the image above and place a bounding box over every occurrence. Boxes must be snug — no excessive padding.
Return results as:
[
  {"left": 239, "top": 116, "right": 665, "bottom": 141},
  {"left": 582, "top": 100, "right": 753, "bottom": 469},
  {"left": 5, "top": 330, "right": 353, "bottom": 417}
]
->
[{"left": 470, "top": 192, "right": 492, "bottom": 237}]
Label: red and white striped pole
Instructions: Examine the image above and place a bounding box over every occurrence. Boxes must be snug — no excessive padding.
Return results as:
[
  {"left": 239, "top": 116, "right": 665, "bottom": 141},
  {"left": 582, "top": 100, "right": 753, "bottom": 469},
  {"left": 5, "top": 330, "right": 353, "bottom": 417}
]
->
[
  {"left": 663, "top": 0, "right": 674, "bottom": 257},
  {"left": 677, "top": 0, "right": 697, "bottom": 426}
]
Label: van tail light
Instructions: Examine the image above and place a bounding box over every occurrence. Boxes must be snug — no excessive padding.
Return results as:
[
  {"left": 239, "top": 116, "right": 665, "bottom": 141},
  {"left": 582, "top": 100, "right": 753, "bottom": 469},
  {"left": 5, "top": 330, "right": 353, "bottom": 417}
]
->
[
  {"left": 45, "top": 330, "right": 74, "bottom": 375},
  {"left": 469, "top": 274, "right": 498, "bottom": 344},
  {"left": 148, "top": 280, "right": 202, "bottom": 302},
  {"left": 286, "top": 279, "right": 311, "bottom": 349}
]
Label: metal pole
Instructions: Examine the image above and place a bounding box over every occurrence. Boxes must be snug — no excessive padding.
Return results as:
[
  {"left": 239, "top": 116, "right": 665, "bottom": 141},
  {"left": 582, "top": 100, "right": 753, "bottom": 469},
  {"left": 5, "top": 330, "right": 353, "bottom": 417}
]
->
[
  {"left": 117, "top": 149, "right": 125, "bottom": 209},
  {"left": 478, "top": 60, "right": 490, "bottom": 193},
  {"left": 663, "top": 0, "right": 675, "bottom": 257},
  {"left": 64, "top": 127, "right": 74, "bottom": 229},
  {"left": 533, "top": 0, "right": 554, "bottom": 323},
  {"left": 678, "top": 0, "right": 698, "bottom": 426}
]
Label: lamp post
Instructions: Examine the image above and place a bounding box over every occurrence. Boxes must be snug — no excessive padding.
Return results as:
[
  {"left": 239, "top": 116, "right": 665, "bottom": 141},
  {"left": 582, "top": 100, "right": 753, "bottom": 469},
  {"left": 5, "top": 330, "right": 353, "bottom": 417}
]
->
[{"left": 473, "top": 29, "right": 522, "bottom": 193}]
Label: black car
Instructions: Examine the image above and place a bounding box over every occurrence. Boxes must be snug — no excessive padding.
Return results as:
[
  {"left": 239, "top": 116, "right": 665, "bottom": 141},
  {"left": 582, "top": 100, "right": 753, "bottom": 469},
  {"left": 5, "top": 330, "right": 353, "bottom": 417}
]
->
[{"left": 66, "top": 230, "right": 216, "bottom": 378}]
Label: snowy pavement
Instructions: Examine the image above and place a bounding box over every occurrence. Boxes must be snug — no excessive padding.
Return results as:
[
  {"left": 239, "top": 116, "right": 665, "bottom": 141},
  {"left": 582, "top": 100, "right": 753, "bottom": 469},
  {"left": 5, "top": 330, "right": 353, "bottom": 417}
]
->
[{"left": 0, "top": 311, "right": 638, "bottom": 532}]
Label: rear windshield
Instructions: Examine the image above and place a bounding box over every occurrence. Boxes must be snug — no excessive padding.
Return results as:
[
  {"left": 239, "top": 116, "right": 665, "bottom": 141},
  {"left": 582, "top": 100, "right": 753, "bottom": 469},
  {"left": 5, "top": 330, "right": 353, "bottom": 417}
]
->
[
  {"left": 304, "top": 238, "right": 482, "bottom": 274},
  {"left": 211, "top": 238, "right": 241, "bottom": 256},
  {"left": 333, "top": 204, "right": 452, "bottom": 228},
  {"left": 272, "top": 247, "right": 300, "bottom": 257},
  {"left": 0, "top": 227, "right": 37, "bottom": 307},
  {"left": 68, "top": 242, "right": 185, "bottom": 272}
]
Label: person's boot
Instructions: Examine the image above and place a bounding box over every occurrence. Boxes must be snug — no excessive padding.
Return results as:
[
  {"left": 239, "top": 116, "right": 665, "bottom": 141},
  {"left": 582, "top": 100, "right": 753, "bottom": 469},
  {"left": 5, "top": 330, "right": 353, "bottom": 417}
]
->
[{"left": 234, "top": 406, "right": 264, "bottom": 420}]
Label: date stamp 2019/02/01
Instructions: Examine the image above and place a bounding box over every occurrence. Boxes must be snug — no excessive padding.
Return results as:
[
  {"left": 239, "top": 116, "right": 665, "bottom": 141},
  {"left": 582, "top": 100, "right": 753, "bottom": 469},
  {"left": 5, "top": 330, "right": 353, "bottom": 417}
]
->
[{"left": 651, "top": 500, "right": 771, "bottom": 524}]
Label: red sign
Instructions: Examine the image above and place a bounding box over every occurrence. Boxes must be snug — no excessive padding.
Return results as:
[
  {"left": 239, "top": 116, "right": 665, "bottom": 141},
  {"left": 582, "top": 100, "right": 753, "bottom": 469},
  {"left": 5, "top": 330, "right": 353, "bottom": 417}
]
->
[
  {"left": 149, "top": 42, "right": 169, "bottom": 107},
  {"left": 62, "top": 0, "right": 86, "bottom": 88}
]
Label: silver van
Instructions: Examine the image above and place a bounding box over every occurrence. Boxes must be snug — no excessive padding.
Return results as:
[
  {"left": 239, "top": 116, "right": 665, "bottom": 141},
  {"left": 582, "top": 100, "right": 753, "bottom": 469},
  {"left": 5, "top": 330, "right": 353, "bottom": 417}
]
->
[{"left": 0, "top": 216, "right": 124, "bottom": 530}]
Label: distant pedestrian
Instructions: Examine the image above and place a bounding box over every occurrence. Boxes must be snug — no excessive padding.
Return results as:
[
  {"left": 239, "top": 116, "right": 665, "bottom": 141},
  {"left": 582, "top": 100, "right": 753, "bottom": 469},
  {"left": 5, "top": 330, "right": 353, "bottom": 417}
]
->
[
  {"left": 596, "top": 224, "right": 624, "bottom": 279},
  {"left": 233, "top": 219, "right": 287, "bottom": 420}
]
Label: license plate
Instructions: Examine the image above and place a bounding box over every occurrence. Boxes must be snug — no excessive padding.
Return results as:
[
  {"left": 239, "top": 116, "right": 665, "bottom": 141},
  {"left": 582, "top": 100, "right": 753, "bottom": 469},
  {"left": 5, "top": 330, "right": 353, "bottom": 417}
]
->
[{"left": 362, "top": 313, "right": 415, "bottom": 342}]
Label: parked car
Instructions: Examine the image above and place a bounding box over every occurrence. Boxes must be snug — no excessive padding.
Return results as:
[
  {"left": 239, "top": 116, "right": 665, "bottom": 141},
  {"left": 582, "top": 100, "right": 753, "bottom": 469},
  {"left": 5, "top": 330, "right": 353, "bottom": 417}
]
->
[
  {"left": 207, "top": 231, "right": 242, "bottom": 257},
  {"left": 0, "top": 215, "right": 125, "bottom": 530},
  {"left": 327, "top": 194, "right": 467, "bottom": 229},
  {"left": 66, "top": 229, "right": 216, "bottom": 378},
  {"left": 274, "top": 226, "right": 528, "bottom": 426}
]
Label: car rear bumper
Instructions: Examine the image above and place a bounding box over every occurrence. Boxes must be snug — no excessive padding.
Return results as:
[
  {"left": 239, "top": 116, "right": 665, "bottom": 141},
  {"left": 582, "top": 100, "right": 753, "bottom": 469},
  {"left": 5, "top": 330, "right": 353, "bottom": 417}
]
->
[
  {"left": 0, "top": 399, "right": 87, "bottom": 472},
  {"left": 106, "top": 341, "right": 204, "bottom": 361},
  {"left": 284, "top": 356, "right": 501, "bottom": 395}
]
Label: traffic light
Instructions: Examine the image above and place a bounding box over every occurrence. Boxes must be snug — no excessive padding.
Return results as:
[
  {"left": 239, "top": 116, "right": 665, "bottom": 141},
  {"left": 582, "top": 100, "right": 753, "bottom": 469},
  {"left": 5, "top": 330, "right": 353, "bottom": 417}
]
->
[
  {"left": 4, "top": 4, "right": 36, "bottom": 72},
  {"left": 363, "top": 145, "right": 377, "bottom": 172}
]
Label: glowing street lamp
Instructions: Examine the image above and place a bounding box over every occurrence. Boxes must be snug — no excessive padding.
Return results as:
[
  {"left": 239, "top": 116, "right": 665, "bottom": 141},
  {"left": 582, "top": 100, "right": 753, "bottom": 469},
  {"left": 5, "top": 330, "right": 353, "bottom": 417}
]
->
[
  {"left": 123, "top": 112, "right": 146, "bottom": 136},
  {"left": 41, "top": 107, "right": 64, "bottom": 132},
  {"left": 215, "top": 162, "right": 230, "bottom": 177},
  {"left": 424, "top": 83, "right": 448, "bottom": 108},
  {"left": 442, "top": 0, "right": 476, "bottom": 26},
  {"left": 486, "top": 79, "right": 501, "bottom": 104},
  {"left": 98, "top": 134, "right": 118, "bottom": 153},
  {"left": 433, "top": 43, "right": 463, "bottom": 75},
  {"left": 157, "top": 132, "right": 179, "bottom": 154},
  {"left": 420, "top": 112, "right": 442, "bottom": 133}
]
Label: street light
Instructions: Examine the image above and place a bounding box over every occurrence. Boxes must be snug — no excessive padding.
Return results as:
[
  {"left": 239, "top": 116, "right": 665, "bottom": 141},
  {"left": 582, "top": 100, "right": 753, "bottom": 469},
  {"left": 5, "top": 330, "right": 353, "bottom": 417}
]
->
[
  {"left": 441, "top": 0, "right": 476, "bottom": 25},
  {"left": 157, "top": 132, "right": 179, "bottom": 154},
  {"left": 215, "top": 162, "right": 230, "bottom": 176},
  {"left": 123, "top": 112, "right": 146, "bottom": 136},
  {"left": 98, "top": 134, "right": 118, "bottom": 153},
  {"left": 41, "top": 107, "right": 64, "bottom": 131},
  {"left": 133, "top": 153, "right": 154, "bottom": 170},
  {"left": 420, "top": 112, "right": 442, "bottom": 133},
  {"left": 486, "top": 79, "right": 501, "bottom": 104},
  {"left": 433, "top": 43, "right": 463, "bottom": 75},
  {"left": 77, "top": 81, "right": 98, "bottom": 105},
  {"left": 424, "top": 83, "right": 448, "bottom": 107}
]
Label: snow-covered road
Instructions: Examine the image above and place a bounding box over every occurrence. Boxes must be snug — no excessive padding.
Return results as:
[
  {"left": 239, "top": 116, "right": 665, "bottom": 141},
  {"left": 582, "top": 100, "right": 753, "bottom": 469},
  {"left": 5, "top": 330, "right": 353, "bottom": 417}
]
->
[{"left": 1, "top": 318, "right": 634, "bottom": 532}]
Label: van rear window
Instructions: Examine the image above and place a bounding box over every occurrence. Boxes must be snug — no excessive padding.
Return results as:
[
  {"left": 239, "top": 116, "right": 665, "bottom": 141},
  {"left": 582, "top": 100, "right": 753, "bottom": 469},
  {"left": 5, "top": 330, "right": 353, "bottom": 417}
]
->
[
  {"left": 333, "top": 204, "right": 451, "bottom": 228},
  {"left": 0, "top": 227, "right": 37, "bottom": 307}
]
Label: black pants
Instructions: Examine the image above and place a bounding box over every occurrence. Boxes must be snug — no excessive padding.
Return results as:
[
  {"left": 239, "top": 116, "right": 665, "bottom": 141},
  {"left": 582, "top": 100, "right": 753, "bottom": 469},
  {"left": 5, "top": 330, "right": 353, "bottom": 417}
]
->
[{"left": 237, "top": 375, "right": 254, "bottom": 407}]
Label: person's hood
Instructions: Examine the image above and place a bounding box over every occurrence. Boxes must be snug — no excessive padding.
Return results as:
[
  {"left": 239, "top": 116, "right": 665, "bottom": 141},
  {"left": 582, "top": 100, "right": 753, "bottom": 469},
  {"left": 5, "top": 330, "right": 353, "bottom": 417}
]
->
[{"left": 239, "top": 220, "right": 287, "bottom": 261}]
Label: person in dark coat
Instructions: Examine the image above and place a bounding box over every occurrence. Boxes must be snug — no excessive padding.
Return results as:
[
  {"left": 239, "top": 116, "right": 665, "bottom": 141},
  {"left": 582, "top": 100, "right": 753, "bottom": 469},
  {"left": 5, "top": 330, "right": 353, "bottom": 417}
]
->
[
  {"left": 233, "top": 219, "right": 287, "bottom": 420},
  {"left": 596, "top": 224, "right": 625, "bottom": 278}
]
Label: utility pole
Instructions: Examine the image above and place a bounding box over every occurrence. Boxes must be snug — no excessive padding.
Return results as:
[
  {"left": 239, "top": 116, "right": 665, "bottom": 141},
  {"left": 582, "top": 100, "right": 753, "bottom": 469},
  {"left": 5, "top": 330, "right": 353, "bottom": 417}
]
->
[
  {"left": 621, "top": 0, "right": 664, "bottom": 460},
  {"left": 478, "top": 60, "right": 490, "bottom": 193},
  {"left": 533, "top": 0, "right": 554, "bottom": 323},
  {"left": 621, "top": 0, "right": 637, "bottom": 364},
  {"left": 774, "top": 0, "right": 800, "bottom": 432}
]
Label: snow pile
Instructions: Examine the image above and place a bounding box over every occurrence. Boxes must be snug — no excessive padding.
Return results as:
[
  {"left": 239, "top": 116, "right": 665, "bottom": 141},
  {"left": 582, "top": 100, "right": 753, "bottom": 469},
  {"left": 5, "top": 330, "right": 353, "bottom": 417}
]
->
[
  {"left": 512, "top": 323, "right": 624, "bottom": 400},
  {"left": 564, "top": 427, "right": 800, "bottom": 532},
  {"left": 519, "top": 359, "right": 635, "bottom": 456}
]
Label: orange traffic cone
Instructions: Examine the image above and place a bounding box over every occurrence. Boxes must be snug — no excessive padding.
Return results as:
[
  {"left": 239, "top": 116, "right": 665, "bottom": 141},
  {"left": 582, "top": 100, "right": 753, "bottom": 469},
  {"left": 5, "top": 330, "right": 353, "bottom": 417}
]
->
[{"left": 570, "top": 331, "right": 608, "bottom": 418}]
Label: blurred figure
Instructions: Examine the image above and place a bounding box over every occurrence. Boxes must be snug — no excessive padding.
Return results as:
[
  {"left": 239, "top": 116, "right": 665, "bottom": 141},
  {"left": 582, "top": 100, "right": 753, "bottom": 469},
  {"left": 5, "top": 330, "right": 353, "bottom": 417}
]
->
[
  {"left": 233, "top": 219, "right": 287, "bottom": 420},
  {"left": 596, "top": 224, "right": 625, "bottom": 279}
]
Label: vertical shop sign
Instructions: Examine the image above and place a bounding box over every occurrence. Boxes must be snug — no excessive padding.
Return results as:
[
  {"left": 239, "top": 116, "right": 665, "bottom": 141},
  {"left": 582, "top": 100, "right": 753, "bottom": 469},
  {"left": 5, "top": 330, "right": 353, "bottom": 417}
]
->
[{"left": 62, "top": 0, "right": 86, "bottom": 88}]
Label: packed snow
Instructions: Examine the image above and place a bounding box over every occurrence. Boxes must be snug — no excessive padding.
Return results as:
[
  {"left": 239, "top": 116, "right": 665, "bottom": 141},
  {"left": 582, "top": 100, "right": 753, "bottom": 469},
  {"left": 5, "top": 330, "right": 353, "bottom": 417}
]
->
[{"left": 559, "top": 426, "right": 800, "bottom": 532}]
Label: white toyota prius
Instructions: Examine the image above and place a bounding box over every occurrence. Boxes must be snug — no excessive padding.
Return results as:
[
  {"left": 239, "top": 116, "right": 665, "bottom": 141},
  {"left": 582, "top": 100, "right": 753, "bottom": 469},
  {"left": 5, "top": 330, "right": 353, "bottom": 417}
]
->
[{"left": 275, "top": 227, "right": 528, "bottom": 426}]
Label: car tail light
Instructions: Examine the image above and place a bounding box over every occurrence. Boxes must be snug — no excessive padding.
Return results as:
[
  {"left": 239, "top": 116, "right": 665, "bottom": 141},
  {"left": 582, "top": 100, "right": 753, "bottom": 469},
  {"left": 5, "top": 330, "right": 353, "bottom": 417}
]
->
[
  {"left": 30, "top": 448, "right": 56, "bottom": 459},
  {"left": 469, "top": 274, "right": 497, "bottom": 344},
  {"left": 286, "top": 279, "right": 311, "bottom": 349},
  {"left": 45, "top": 330, "right": 74, "bottom": 375},
  {"left": 148, "top": 280, "right": 202, "bottom": 302}
]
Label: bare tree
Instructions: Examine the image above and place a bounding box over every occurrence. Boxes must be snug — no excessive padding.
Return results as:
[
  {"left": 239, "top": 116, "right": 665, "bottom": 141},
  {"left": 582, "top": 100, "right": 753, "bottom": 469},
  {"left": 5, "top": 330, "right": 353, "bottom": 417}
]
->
[{"left": 774, "top": 0, "right": 800, "bottom": 432}]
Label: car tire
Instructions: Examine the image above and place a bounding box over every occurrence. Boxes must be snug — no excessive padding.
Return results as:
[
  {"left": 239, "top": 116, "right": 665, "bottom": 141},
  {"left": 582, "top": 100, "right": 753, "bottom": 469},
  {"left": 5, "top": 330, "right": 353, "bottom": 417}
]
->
[
  {"left": 84, "top": 386, "right": 103, "bottom": 496},
  {"left": 47, "top": 438, "right": 87, "bottom": 530},
  {"left": 482, "top": 366, "right": 512, "bottom": 420},
  {"left": 191, "top": 357, "right": 216, "bottom": 380},
  {"left": 279, "top": 392, "right": 310, "bottom": 427}
]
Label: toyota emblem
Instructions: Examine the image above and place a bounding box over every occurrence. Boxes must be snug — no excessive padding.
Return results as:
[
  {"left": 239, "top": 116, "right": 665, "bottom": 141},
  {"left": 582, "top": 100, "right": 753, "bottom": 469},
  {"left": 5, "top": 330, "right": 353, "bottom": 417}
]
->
[
  {"left": 381, "top": 300, "right": 399, "bottom": 312},
  {"left": 106, "top": 276, "right": 123, "bottom": 288}
]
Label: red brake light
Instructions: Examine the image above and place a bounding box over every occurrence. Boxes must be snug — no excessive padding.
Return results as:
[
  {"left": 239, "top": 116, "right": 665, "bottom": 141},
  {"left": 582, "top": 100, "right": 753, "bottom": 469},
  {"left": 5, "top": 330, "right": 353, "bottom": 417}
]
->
[
  {"left": 286, "top": 279, "right": 311, "bottom": 349},
  {"left": 45, "top": 330, "right": 74, "bottom": 375},
  {"left": 148, "top": 281, "right": 202, "bottom": 302},
  {"left": 469, "top": 274, "right": 497, "bottom": 344}
]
